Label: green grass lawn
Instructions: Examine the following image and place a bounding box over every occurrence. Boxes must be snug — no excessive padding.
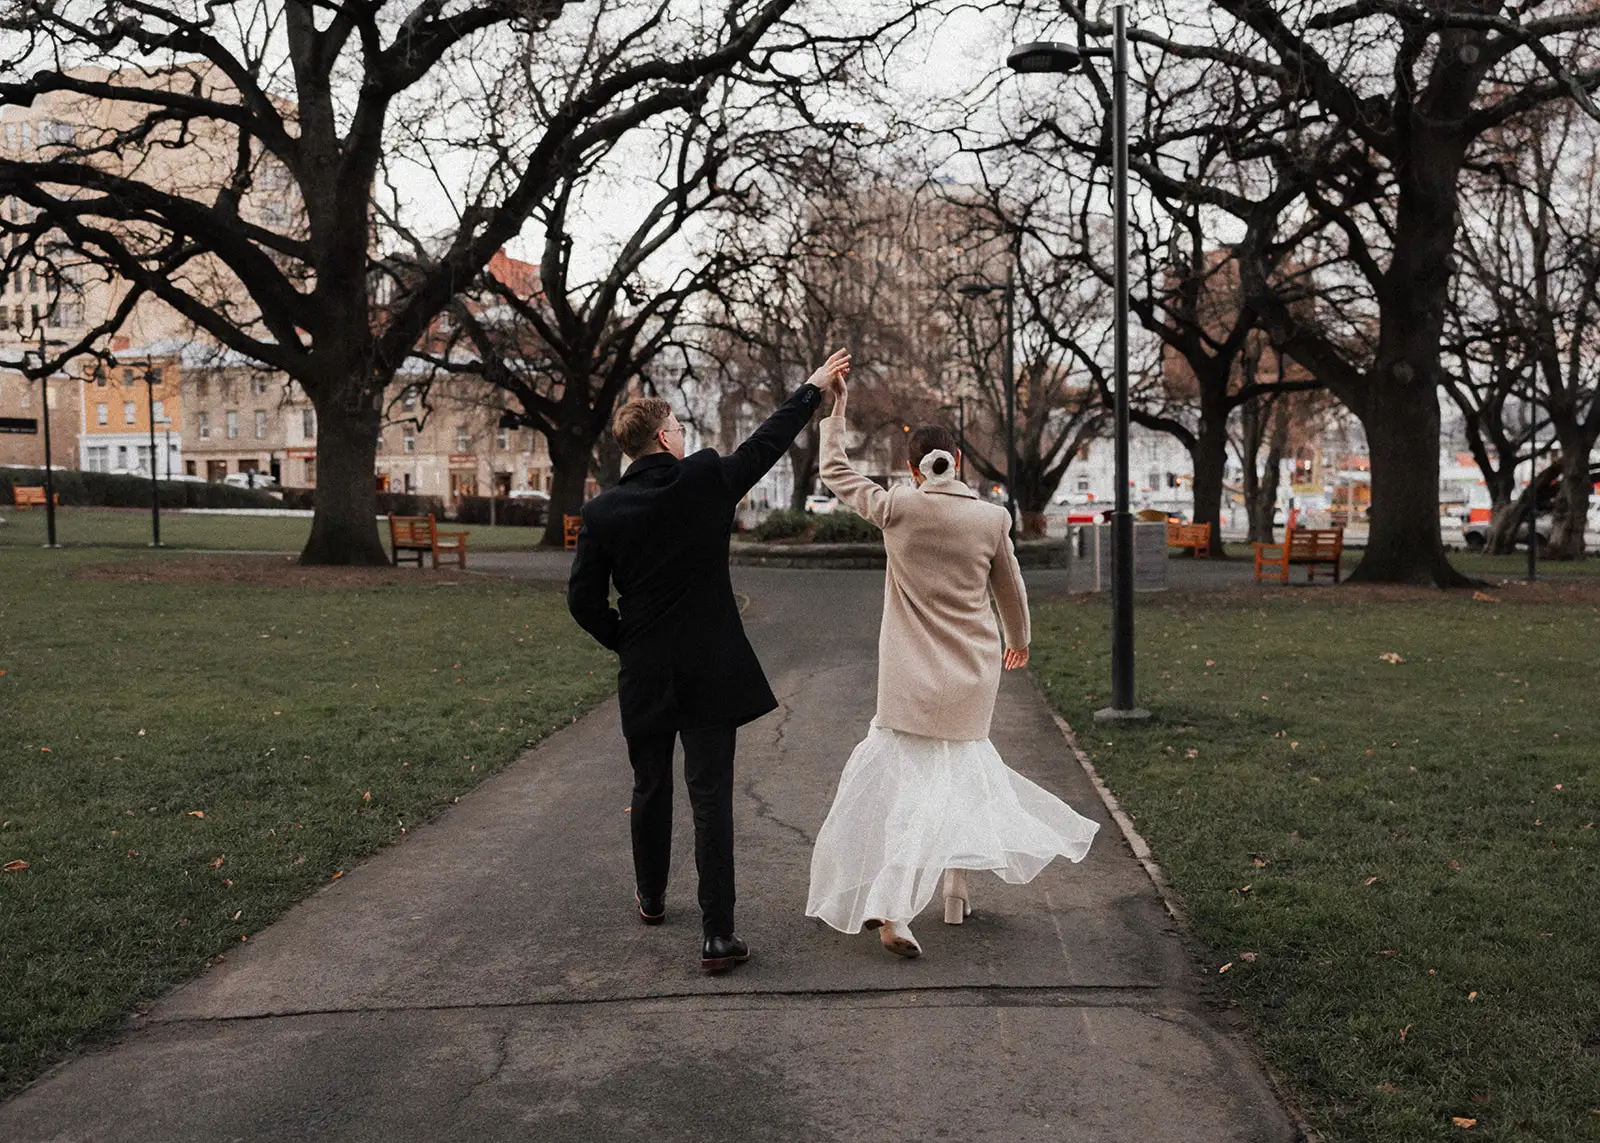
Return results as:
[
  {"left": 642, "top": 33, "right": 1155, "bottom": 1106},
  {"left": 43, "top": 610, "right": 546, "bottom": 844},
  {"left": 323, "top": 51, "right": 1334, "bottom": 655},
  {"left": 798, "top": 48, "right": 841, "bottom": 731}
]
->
[
  {"left": 1217, "top": 541, "right": 1597, "bottom": 580},
  {"left": 0, "top": 505, "right": 560, "bottom": 553},
  {"left": 1030, "top": 588, "right": 1600, "bottom": 1142},
  {"left": 0, "top": 548, "right": 614, "bottom": 1096}
]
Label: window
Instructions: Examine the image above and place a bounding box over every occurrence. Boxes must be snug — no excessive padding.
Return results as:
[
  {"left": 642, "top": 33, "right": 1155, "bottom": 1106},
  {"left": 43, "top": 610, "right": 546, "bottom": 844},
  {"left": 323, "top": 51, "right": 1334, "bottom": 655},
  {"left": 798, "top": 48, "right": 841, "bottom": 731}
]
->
[
  {"left": 152, "top": 400, "right": 165, "bottom": 422},
  {"left": 401, "top": 387, "right": 417, "bottom": 411},
  {"left": 496, "top": 427, "right": 509, "bottom": 451},
  {"left": 226, "top": 410, "right": 238, "bottom": 439},
  {"left": 302, "top": 409, "right": 315, "bottom": 438},
  {"left": 254, "top": 410, "right": 267, "bottom": 438},
  {"left": 116, "top": 445, "right": 128, "bottom": 469},
  {"left": 123, "top": 401, "right": 136, "bottom": 424},
  {"left": 122, "top": 368, "right": 134, "bottom": 388},
  {"left": 253, "top": 375, "right": 267, "bottom": 395},
  {"left": 1077, "top": 477, "right": 1090, "bottom": 493},
  {"left": 195, "top": 376, "right": 208, "bottom": 397},
  {"left": 375, "top": 433, "right": 384, "bottom": 453},
  {"left": 0, "top": 307, "right": 7, "bottom": 329},
  {"left": 1146, "top": 471, "right": 1160, "bottom": 489},
  {"left": 456, "top": 427, "right": 469, "bottom": 452},
  {"left": 96, "top": 402, "right": 108, "bottom": 425},
  {"left": 402, "top": 430, "right": 415, "bottom": 453},
  {"left": 303, "top": 458, "right": 316, "bottom": 485},
  {"left": 87, "top": 445, "right": 108, "bottom": 472},
  {"left": 28, "top": 269, "right": 38, "bottom": 293},
  {"left": 198, "top": 411, "right": 210, "bottom": 440}
]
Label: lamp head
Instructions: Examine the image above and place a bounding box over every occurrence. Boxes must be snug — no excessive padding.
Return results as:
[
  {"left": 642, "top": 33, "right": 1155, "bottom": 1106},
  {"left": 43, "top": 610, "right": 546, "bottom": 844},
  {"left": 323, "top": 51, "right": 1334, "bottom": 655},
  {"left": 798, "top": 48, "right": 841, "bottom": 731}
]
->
[{"left": 1007, "top": 41, "right": 1085, "bottom": 74}]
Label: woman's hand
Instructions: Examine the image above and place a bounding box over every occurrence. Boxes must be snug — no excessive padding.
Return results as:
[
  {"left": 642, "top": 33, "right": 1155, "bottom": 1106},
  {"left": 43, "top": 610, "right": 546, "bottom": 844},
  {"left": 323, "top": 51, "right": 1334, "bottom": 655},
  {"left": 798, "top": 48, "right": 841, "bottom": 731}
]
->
[
  {"left": 808, "top": 348, "right": 851, "bottom": 395},
  {"left": 1003, "top": 646, "right": 1029, "bottom": 671}
]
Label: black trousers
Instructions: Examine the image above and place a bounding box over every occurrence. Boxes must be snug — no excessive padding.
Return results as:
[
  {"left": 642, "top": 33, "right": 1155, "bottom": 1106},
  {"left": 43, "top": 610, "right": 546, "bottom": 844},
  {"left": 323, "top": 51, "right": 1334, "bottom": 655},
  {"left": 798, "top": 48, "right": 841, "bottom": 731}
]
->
[{"left": 624, "top": 725, "right": 737, "bottom": 938}]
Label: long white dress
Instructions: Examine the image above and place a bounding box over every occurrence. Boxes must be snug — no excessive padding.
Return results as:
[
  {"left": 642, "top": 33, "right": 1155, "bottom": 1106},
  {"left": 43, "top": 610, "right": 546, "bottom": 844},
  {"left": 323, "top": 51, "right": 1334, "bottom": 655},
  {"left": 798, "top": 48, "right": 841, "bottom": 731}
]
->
[
  {"left": 804, "top": 432, "right": 1099, "bottom": 933},
  {"left": 806, "top": 726, "right": 1100, "bottom": 933}
]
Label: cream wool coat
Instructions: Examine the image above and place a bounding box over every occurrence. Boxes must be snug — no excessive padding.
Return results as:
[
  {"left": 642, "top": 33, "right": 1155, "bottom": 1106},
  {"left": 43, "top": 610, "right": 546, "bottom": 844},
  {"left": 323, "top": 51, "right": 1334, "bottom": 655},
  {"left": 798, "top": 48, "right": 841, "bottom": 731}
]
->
[{"left": 820, "top": 415, "right": 1029, "bottom": 742}]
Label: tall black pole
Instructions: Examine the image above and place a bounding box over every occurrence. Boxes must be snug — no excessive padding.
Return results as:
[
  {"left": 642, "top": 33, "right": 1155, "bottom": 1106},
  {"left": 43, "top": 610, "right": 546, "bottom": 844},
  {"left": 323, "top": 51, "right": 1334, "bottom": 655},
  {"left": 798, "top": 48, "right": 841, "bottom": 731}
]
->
[
  {"left": 36, "top": 324, "right": 59, "bottom": 548},
  {"left": 146, "top": 366, "right": 162, "bottom": 547},
  {"left": 1003, "top": 261, "right": 1017, "bottom": 539},
  {"left": 1526, "top": 376, "right": 1537, "bottom": 581},
  {"left": 1108, "top": 3, "right": 1138, "bottom": 715},
  {"left": 958, "top": 397, "right": 966, "bottom": 482}
]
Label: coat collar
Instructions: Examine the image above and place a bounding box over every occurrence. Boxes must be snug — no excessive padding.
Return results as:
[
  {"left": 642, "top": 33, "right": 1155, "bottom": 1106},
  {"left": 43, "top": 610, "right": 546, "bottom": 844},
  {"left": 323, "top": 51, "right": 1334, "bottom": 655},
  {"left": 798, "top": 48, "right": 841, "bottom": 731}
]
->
[
  {"left": 619, "top": 452, "right": 678, "bottom": 483},
  {"left": 918, "top": 479, "right": 978, "bottom": 499}
]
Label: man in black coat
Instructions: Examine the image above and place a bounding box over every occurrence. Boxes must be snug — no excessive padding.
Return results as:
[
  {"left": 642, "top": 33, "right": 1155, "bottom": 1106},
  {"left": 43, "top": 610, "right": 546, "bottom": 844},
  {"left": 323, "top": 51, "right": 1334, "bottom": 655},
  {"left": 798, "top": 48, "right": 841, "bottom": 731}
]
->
[{"left": 567, "top": 349, "right": 851, "bottom": 972}]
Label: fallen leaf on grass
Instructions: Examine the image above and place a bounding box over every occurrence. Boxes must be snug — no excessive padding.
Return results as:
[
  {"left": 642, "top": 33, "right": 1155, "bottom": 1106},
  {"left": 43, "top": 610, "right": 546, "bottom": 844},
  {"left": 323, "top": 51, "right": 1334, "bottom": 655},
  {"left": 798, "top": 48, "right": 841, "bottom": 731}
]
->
[
  {"left": 1471, "top": 591, "right": 1500, "bottom": 603},
  {"left": 184, "top": 810, "right": 205, "bottom": 819},
  {"left": 1376, "top": 1083, "right": 1399, "bottom": 1094},
  {"left": 1364, "top": 876, "right": 1379, "bottom": 886},
  {"left": 3, "top": 859, "right": 27, "bottom": 872},
  {"left": 1467, "top": 991, "right": 1478, "bottom": 1002},
  {"left": 1451, "top": 1118, "right": 1477, "bottom": 1129},
  {"left": 330, "top": 870, "right": 343, "bottom": 879},
  {"left": 1184, "top": 748, "right": 1199, "bottom": 759},
  {"left": 40, "top": 747, "right": 51, "bottom": 753},
  {"left": 1239, "top": 952, "right": 1258, "bottom": 963},
  {"left": 230, "top": 910, "right": 241, "bottom": 921},
  {"left": 209, "top": 855, "right": 224, "bottom": 868},
  {"left": 362, "top": 791, "right": 371, "bottom": 803},
  {"left": 1400, "top": 1025, "right": 1412, "bottom": 1043},
  {"left": 1218, "top": 962, "right": 1233, "bottom": 974}
]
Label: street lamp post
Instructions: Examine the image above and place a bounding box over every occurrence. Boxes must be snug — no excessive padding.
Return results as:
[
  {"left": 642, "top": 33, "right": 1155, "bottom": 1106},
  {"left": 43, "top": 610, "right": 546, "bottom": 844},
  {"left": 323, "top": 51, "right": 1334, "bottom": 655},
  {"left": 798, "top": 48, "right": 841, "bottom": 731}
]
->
[
  {"left": 142, "top": 363, "right": 164, "bottom": 547},
  {"left": 1009, "top": 5, "right": 1148, "bottom": 721},
  {"left": 32, "top": 323, "right": 66, "bottom": 548},
  {"left": 957, "top": 263, "right": 1018, "bottom": 537}
]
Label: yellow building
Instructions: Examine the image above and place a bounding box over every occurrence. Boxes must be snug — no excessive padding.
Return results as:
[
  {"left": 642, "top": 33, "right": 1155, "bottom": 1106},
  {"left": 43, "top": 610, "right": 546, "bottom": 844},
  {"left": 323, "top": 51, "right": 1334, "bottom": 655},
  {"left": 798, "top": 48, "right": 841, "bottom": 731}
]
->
[{"left": 78, "top": 353, "right": 184, "bottom": 476}]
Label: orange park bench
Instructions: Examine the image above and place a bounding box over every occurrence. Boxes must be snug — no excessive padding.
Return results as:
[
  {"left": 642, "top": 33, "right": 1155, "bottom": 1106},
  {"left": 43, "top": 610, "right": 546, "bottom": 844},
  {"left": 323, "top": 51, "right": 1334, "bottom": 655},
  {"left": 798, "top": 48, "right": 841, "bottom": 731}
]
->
[
  {"left": 563, "top": 513, "right": 582, "bottom": 551},
  {"left": 387, "top": 514, "right": 469, "bottom": 569},
  {"left": 1167, "top": 520, "right": 1212, "bottom": 557},
  {"left": 12, "top": 486, "right": 57, "bottom": 510},
  {"left": 1254, "top": 526, "right": 1344, "bottom": 584}
]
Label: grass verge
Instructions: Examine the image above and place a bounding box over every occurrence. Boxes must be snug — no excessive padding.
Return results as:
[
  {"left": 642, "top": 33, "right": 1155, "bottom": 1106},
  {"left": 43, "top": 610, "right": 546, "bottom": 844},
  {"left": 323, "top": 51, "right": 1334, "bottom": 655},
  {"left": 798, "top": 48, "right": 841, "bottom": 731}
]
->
[
  {"left": 0, "top": 549, "right": 614, "bottom": 1096},
  {"left": 0, "top": 506, "right": 560, "bottom": 553},
  {"left": 1030, "top": 586, "right": 1599, "bottom": 1143}
]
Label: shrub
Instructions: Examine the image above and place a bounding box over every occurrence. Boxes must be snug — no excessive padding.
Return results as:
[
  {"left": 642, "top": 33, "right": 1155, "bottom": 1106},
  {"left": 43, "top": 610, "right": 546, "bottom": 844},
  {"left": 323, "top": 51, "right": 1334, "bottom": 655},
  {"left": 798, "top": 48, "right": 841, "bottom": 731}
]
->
[
  {"left": 452, "top": 495, "right": 546, "bottom": 527},
  {"left": 0, "top": 467, "right": 276, "bottom": 510},
  {"left": 753, "top": 507, "right": 811, "bottom": 541},
  {"left": 811, "top": 510, "right": 881, "bottom": 543}
]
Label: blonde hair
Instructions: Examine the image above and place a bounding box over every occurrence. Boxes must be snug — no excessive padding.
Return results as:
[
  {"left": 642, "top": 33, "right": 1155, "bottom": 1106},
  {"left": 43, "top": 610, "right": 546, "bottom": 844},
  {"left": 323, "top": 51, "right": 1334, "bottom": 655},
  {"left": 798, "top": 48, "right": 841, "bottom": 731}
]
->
[{"left": 611, "top": 397, "right": 674, "bottom": 457}]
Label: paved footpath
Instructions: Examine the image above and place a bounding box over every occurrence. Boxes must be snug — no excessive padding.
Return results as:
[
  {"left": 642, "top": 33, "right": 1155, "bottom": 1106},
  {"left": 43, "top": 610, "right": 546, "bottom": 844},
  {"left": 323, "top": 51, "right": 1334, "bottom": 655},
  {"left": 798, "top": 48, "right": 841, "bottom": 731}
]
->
[{"left": 1, "top": 565, "right": 1301, "bottom": 1143}]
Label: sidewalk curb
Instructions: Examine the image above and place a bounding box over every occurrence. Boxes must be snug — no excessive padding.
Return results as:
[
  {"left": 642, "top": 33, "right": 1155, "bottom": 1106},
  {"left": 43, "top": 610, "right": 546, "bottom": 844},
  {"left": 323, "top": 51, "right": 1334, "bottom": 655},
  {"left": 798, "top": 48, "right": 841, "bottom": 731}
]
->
[{"left": 1044, "top": 702, "right": 1324, "bottom": 1143}]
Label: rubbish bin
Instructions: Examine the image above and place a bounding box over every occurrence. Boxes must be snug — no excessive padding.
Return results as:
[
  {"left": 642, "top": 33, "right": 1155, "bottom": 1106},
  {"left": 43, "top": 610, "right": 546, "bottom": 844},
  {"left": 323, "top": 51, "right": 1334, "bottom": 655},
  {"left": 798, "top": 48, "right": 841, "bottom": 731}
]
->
[{"left": 1092, "top": 522, "right": 1167, "bottom": 592}]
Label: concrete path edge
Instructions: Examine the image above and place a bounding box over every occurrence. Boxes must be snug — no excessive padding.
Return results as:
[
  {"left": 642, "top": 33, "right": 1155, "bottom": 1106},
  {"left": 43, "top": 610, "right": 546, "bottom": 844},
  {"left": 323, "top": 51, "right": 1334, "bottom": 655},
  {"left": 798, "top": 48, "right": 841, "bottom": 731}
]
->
[{"left": 1041, "top": 689, "right": 1324, "bottom": 1143}]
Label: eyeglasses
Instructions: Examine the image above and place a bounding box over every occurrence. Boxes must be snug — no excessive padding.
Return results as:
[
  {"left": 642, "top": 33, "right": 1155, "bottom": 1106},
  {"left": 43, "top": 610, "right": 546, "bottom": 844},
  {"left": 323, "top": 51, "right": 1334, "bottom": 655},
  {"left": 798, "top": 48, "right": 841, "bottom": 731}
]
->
[{"left": 660, "top": 424, "right": 685, "bottom": 438}]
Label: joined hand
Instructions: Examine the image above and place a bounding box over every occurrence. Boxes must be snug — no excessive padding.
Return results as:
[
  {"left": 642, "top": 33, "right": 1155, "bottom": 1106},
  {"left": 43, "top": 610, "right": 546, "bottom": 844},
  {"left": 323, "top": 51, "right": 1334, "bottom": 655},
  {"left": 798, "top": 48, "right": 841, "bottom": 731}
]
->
[{"left": 809, "top": 348, "right": 851, "bottom": 398}]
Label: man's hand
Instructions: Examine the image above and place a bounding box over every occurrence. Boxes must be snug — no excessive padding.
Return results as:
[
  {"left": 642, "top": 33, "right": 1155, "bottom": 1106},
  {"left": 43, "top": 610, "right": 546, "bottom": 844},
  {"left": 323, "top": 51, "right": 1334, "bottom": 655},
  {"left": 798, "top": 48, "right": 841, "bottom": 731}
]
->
[
  {"left": 1003, "top": 647, "right": 1029, "bottom": 671},
  {"left": 808, "top": 348, "right": 851, "bottom": 397}
]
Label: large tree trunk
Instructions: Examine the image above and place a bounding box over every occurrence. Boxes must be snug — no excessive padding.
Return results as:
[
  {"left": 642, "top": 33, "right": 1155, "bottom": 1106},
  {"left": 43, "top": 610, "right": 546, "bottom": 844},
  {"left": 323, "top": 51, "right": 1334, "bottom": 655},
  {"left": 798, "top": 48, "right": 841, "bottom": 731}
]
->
[
  {"left": 1349, "top": 380, "right": 1470, "bottom": 585},
  {"left": 1189, "top": 398, "right": 1228, "bottom": 557},
  {"left": 542, "top": 425, "right": 599, "bottom": 548},
  {"left": 592, "top": 431, "right": 624, "bottom": 492},
  {"left": 1347, "top": 120, "right": 1472, "bottom": 588},
  {"left": 787, "top": 425, "right": 821, "bottom": 512},
  {"left": 1484, "top": 496, "right": 1524, "bottom": 554},
  {"left": 1241, "top": 394, "right": 1287, "bottom": 543},
  {"left": 300, "top": 396, "right": 388, "bottom": 566},
  {"left": 1547, "top": 432, "right": 1595, "bottom": 560}
]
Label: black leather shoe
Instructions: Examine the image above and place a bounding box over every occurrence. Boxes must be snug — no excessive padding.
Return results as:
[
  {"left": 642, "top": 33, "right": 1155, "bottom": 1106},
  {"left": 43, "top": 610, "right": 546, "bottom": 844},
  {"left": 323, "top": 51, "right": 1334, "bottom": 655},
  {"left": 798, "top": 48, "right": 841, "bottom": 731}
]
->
[
  {"left": 701, "top": 934, "right": 750, "bottom": 973},
  {"left": 636, "top": 892, "right": 665, "bottom": 926}
]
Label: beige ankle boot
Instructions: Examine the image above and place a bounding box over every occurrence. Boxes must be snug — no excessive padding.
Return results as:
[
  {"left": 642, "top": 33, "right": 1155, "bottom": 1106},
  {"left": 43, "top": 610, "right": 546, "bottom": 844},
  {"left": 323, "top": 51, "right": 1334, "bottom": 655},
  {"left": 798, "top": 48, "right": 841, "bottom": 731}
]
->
[{"left": 942, "top": 868, "right": 972, "bottom": 925}]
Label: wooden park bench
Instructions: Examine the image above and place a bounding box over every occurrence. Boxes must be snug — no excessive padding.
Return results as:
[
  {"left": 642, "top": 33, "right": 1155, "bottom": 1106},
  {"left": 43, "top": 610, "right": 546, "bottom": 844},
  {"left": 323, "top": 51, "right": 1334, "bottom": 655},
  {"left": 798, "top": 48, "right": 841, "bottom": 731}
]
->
[
  {"left": 563, "top": 513, "right": 582, "bottom": 551},
  {"left": 1167, "top": 520, "right": 1212, "bottom": 557},
  {"left": 1254, "top": 526, "right": 1344, "bottom": 584},
  {"left": 387, "top": 514, "right": 469, "bottom": 569},
  {"left": 12, "top": 486, "right": 56, "bottom": 510}
]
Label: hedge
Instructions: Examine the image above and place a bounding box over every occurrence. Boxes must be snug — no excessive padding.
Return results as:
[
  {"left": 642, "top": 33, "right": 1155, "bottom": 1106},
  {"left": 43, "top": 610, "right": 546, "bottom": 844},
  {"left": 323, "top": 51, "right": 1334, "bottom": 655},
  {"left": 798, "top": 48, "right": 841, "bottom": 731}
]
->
[
  {"left": 452, "top": 495, "right": 547, "bottom": 527},
  {"left": 0, "top": 468, "right": 278, "bottom": 511},
  {"left": 810, "top": 510, "right": 880, "bottom": 543}
]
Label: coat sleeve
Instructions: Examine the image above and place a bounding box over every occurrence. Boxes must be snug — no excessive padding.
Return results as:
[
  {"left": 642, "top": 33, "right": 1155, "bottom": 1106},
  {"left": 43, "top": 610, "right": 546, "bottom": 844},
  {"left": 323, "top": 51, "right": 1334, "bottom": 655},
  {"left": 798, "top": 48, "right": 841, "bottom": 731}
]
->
[
  {"left": 818, "top": 415, "right": 893, "bottom": 529},
  {"left": 566, "top": 516, "right": 620, "bottom": 651},
  {"left": 718, "top": 383, "right": 824, "bottom": 501},
  {"left": 988, "top": 515, "right": 1030, "bottom": 650}
]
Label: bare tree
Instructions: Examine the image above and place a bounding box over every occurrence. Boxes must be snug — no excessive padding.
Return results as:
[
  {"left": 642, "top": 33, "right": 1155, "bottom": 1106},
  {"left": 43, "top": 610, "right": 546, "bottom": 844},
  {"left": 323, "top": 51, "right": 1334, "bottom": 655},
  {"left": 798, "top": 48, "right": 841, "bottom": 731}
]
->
[
  {"left": 0, "top": 0, "right": 924, "bottom": 563},
  {"left": 1450, "top": 101, "right": 1600, "bottom": 558}
]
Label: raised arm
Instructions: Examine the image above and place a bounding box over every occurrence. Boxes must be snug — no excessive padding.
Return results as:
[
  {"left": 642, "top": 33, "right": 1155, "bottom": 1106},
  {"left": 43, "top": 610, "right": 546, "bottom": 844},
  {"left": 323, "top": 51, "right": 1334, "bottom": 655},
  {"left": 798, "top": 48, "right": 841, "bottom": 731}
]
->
[
  {"left": 566, "top": 517, "right": 620, "bottom": 651},
  {"left": 988, "top": 515, "right": 1030, "bottom": 658},
  {"left": 718, "top": 348, "right": 852, "bottom": 501},
  {"left": 818, "top": 423, "right": 894, "bottom": 531}
]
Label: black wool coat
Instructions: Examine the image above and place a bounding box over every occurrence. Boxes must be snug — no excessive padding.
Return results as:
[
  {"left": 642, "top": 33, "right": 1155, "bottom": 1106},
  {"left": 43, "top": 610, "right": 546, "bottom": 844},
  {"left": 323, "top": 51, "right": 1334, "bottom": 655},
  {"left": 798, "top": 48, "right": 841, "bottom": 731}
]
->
[{"left": 566, "top": 383, "right": 824, "bottom": 737}]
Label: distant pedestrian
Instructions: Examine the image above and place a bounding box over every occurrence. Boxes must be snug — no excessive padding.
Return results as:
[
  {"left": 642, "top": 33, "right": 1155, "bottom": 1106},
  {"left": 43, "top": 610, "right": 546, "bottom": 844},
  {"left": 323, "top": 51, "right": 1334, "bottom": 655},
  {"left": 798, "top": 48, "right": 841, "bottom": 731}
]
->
[{"left": 805, "top": 369, "right": 1098, "bottom": 958}]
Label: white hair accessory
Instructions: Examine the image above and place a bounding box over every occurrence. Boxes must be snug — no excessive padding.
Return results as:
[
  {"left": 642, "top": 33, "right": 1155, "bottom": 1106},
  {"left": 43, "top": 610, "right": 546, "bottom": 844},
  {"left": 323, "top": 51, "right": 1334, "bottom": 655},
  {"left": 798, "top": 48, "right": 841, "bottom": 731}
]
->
[{"left": 918, "top": 448, "right": 958, "bottom": 485}]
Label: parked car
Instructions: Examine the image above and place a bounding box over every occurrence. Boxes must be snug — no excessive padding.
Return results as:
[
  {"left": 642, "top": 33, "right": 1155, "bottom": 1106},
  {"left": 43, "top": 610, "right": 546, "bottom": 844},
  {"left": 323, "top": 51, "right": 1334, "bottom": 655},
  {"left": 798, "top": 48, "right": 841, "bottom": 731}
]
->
[
  {"left": 805, "top": 494, "right": 840, "bottom": 514},
  {"left": 222, "top": 471, "right": 278, "bottom": 490},
  {"left": 508, "top": 489, "right": 550, "bottom": 502},
  {"left": 1461, "top": 511, "right": 1551, "bottom": 551}
]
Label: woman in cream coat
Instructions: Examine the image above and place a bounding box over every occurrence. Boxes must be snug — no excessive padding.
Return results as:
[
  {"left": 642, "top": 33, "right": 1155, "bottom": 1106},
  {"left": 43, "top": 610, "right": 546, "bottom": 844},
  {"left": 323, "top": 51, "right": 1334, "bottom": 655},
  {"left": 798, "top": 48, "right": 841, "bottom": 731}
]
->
[{"left": 805, "top": 374, "right": 1099, "bottom": 958}]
